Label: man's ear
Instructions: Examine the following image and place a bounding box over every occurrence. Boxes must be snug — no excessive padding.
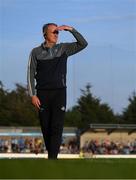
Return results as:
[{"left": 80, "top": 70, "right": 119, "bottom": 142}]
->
[{"left": 43, "top": 33, "right": 46, "bottom": 38}]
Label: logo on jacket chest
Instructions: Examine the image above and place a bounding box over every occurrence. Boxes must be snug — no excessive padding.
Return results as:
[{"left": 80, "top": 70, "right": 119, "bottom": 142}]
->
[{"left": 38, "top": 49, "right": 60, "bottom": 60}]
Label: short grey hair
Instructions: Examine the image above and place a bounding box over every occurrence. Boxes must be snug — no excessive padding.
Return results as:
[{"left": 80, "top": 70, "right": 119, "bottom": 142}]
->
[{"left": 42, "top": 23, "right": 57, "bottom": 36}]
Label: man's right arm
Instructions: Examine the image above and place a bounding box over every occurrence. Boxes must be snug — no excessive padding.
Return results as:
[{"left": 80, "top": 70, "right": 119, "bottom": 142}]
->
[
  {"left": 27, "top": 50, "right": 37, "bottom": 97},
  {"left": 27, "top": 50, "right": 41, "bottom": 109}
]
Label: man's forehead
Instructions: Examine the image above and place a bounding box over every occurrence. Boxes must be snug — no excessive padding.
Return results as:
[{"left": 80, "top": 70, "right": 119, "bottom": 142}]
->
[{"left": 48, "top": 25, "right": 57, "bottom": 30}]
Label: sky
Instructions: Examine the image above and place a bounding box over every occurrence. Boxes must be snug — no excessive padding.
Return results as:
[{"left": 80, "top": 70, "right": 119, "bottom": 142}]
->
[{"left": 0, "top": 0, "right": 136, "bottom": 114}]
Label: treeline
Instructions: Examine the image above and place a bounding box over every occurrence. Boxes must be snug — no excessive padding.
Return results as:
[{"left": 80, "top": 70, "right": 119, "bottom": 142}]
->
[
  {"left": 0, "top": 81, "right": 136, "bottom": 129},
  {"left": 0, "top": 81, "right": 39, "bottom": 126}
]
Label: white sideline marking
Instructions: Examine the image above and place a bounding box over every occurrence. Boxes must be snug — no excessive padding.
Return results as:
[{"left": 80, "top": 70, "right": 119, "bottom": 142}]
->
[
  {"left": 0, "top": 153, "right": 136, "bottom": 159},
  {"left": 0, "top": 153, "right": 79, "bottom": 159}
]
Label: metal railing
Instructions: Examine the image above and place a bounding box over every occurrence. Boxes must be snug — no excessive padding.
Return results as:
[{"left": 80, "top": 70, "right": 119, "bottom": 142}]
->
[{"left": 89, "top": 124, "right": 136, "bottom": 129}]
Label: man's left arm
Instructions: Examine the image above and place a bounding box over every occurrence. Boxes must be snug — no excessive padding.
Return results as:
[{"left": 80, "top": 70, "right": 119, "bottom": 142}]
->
[{"left": 57, "top": 25, "right": 88, "bottom": 56}]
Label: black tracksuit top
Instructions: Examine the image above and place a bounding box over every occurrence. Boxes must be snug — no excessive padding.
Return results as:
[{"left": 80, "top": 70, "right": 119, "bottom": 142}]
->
[{"left": 27, "top": 28, "right": 88, "bottom": 96}]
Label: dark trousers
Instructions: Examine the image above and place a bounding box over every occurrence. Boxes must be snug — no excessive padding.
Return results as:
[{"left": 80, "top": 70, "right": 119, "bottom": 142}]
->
[{"left": 37, "top": 88, "right": 66, "bottom": 159}]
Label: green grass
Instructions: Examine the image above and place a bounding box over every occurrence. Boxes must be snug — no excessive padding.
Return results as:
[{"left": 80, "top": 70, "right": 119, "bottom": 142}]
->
[{"left": 0, "top": 158, "right": 136, "bottom": 179}]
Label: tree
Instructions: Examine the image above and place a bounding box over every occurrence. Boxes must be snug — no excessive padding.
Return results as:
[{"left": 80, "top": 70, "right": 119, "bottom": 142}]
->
[
  {"left": 65, "top": 84, "right": 116, "bottom": 129},
  {"left": 122, "top": 91, "right": 136, "bottom": 124},
  {"left": 0, "top": 82, "right": 39, "bottom": 126},
  {"left": 0, "top": 81, "right": 10, "bottom": 125},
  {"left": 64, "top": 106, "right": 81, "bottom": 127},
  {"left": 78, "top": 84, "right": 116, "bottom": 128}
]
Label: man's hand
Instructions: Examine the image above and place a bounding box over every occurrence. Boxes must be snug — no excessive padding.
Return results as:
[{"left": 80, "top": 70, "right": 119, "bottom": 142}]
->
[
  {"left": 56, "top": 25, "right": 73, "bottom": 31},
  {"left": 31, "top": 95, "right": 41, "bottom": 109}
]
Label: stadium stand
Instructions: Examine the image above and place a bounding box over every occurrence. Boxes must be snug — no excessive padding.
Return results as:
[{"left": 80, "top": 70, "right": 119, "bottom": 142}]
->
[
  {"left": 0, "top": 127, "right": 78, "bottom": 154},
  {"left": 0, "top": 124, "right": 136, "bottom": 156},
  {"left": 80, "top": 124, "right": 136, "bottom": 155}
]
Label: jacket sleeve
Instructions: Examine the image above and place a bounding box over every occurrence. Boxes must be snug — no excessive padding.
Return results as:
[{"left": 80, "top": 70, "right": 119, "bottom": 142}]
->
[
  {"left": 62, "top": 28, "right": 88, "bottom": 56},
  {"left": 27, "top": 49, "right": 37, "bottom": 96}
]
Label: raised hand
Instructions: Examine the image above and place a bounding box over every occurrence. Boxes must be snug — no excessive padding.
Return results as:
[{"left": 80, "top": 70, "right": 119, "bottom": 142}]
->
[{"left": 56, "top": 25, "right": 73, "bottom": 31}]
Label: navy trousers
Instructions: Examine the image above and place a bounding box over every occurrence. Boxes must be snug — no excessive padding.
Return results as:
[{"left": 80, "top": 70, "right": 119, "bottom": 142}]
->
[{"left": 37, "top": 88, "right": 66, "bottom": 159}]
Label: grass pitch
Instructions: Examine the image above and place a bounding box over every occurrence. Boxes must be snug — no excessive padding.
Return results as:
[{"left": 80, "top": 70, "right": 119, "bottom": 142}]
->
[{"left": 0, "top": 158, "right": 136, "bottom": 179}]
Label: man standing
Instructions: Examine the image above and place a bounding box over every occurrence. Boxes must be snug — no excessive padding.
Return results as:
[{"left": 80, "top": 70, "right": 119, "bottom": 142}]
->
[{"left": 27, "top": 23, "right": 88, "bottom": 159}]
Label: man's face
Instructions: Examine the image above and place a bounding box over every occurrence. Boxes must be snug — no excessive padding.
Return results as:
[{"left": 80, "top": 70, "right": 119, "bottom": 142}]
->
[{"left": 45, "top": 25, "right": 59, "bottom": 44}]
